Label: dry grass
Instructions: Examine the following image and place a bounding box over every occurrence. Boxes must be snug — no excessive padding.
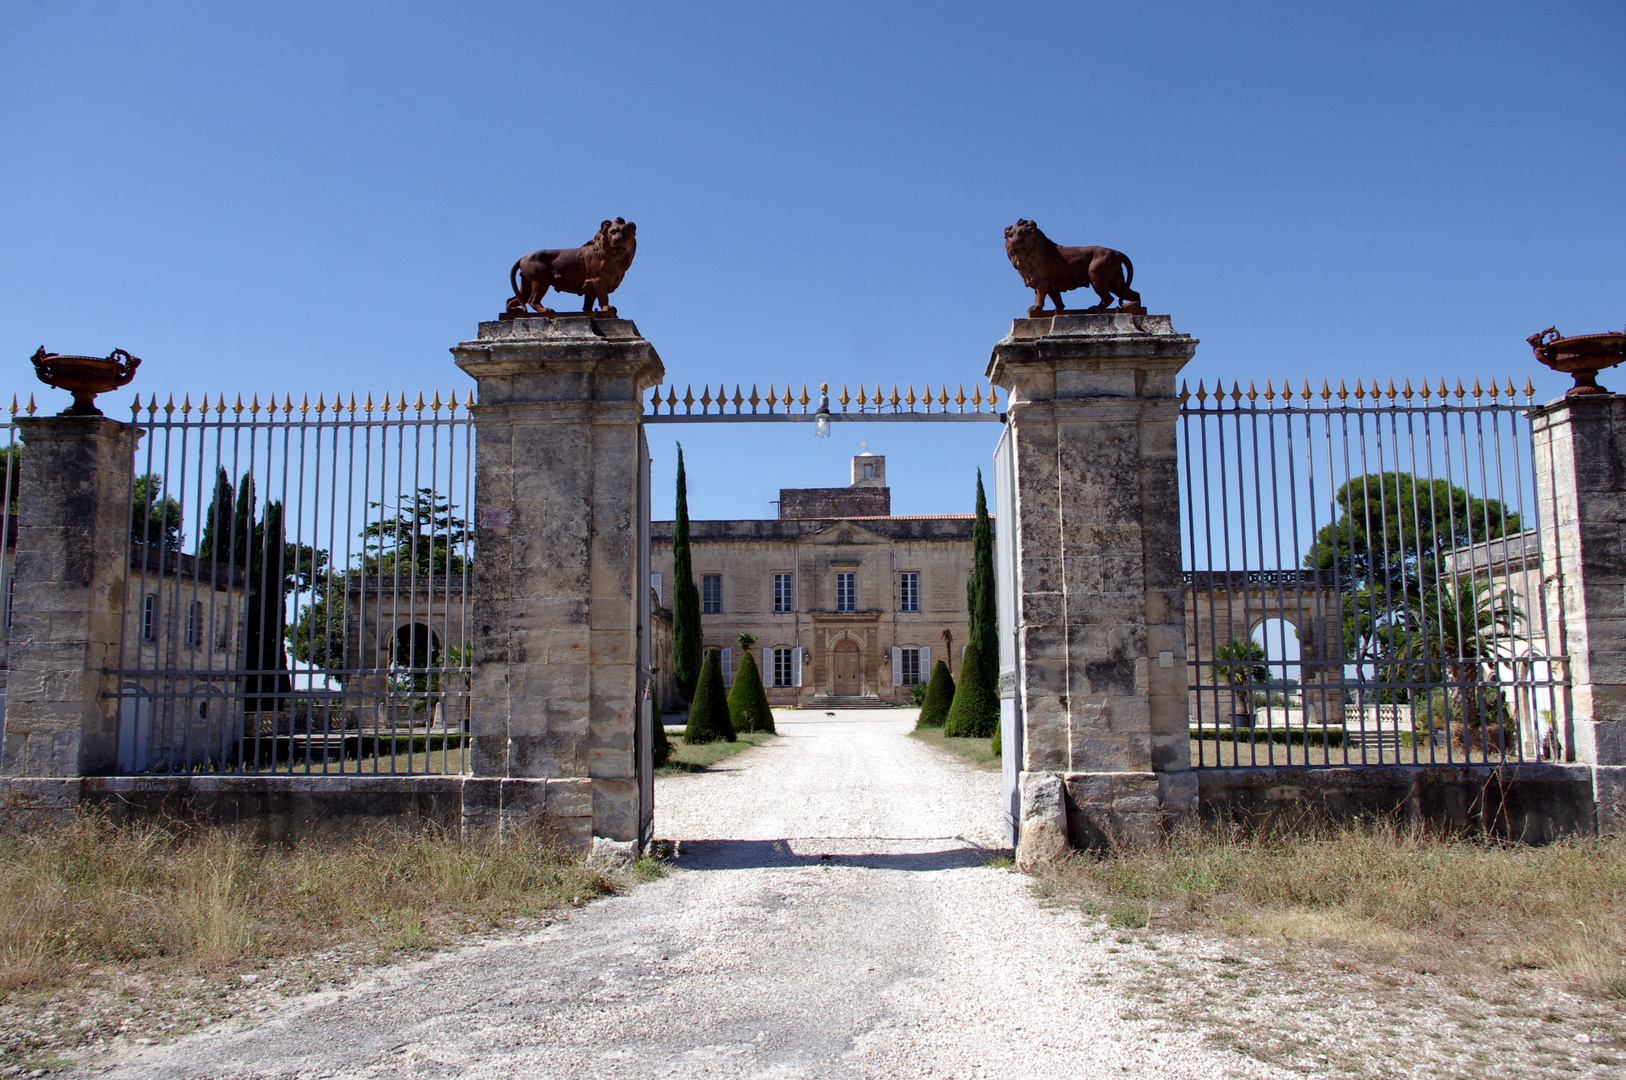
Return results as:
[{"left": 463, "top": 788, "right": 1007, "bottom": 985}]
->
[
  {"left": 0, "top": 812, "right": 619, "bottom": 1000},
  {"left": 1033, "top": 821, "right": 1626, "bottom": 1000}
]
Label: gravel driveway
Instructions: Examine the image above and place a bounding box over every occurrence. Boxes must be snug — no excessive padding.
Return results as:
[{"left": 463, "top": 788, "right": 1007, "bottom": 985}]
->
[{"left": 78, "top": 710, "right": 1288, "bottom": 1079}]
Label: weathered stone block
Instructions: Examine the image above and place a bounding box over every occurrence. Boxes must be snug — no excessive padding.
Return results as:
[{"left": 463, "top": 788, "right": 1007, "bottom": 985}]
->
[{"left": 1015, "top": 771, "right": 1069, "bottom": 871}]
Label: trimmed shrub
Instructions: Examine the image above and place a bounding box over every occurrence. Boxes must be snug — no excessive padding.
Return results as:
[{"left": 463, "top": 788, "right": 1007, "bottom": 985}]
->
[
  {"left": 909, "top": 683, "right": 929, "bottom": 706},
  {"left": 727, "top": 649, "right": 776, "bottom": 734},
  {"left": 944, "top": 640, "right": 999, "bottom": 738},
  {"left": 915, "top": 659, "right": 955, "bottom": 729},
  {"left": 683, "top": 648, "right": 735, "bottom": 744},
  {"left": 650, "top": 679, "right": 670, "bottom": 767}
]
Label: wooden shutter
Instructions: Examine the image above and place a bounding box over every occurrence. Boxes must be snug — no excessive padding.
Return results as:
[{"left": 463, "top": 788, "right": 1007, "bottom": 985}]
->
[
  {"left": 891, "top": 646, "right": 903, "bottom": 686},
  {"left": 763, "top": 647, "right": 773, "bottom": 688},
  {"left": 792, "top": 647, "right": 803, "bottom": 688},
  {"left": 920, "top": 646, "right": 930, "bottom": 671}
]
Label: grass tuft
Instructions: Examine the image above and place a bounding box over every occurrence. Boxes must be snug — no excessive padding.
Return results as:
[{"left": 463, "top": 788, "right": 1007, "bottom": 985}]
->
[
  {"left": 1032, "top": 820, "right": 1626, "bottom": 999},
  {"left": 908, "top": 726, "right": 1000, "bottom": 770}
]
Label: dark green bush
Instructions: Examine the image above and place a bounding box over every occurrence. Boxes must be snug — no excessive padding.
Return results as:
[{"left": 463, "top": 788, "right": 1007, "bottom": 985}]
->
[
  {"left": 915, "top": 659, "right": 955, "bottom": 729},
  {"left": 683, "top": 648, "right": 735, "bottom": 745},
  {"left": 944, "top": 641, "right": 998, "bottom": 738},
  {"left": 650, "top": 678, "right": 670, "bottom": 766},
  {"left": 727, "top": 648, "right": 776, "bottom": 734}
]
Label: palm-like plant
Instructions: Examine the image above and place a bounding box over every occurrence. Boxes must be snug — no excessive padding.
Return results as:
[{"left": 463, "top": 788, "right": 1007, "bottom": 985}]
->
[
  {"left": 1404, "top": 577, "right": 1524, "bottom": 749},
  {"left": 1212, "top": 638, "right": 1269, "bottom": 721}
]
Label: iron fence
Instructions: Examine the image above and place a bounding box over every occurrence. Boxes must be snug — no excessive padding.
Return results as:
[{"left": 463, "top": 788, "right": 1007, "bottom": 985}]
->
[
  {"left": 1180, "top": 377, "right": 1567, "bottom": 769},
  {"left": 112, "top": 391, "right": 473, "bottom": 775},
  {"left": 0, "top": 405, "right": 20, "bottom": 734}
]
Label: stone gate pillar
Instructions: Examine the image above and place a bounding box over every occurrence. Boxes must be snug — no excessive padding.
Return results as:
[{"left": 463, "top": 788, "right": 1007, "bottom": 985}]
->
[
  {"left": 988, "top": 313, "right": 1197, "bottom": 859},
  {"left": 1, "top": 416, "right": 138, "bottom": 780},
  {"left": 453, "top": 316, "right": 663, "bottom": 849},
  {"left": 1529, "top": 394, "right": 1626, "bottom": 823}
]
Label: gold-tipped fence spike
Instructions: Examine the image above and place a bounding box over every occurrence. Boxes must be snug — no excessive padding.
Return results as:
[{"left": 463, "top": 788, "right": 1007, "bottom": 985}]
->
[
  {"left": 1505, "top": 377, "right": 1516, "bottom": 398},
  {"left": 682, "top": 385, "right": 694, "bottom": 410},
  {"left": 361, "top": 392, "right": 371, "bottom": 414},
  {"left": 414, "top": 391, "right": 425, "bottom": 413},
  {"left": 1523, "top": 376, "right": 1535, "bottom": 400},
  {"left": 164, "top": 394, "right": 175, "bottom": 416},
  {"left": 1247, "top": 380, "right": 1257, "bottom": 402},
  {"left": 1388, "top": 378, "right": 1397, "bottom": 401},
  {"left": 445, "top": 391, "right": 455, "bottom": 411},
  {"left": 216, "top": 394, "right": 228, "bottom": 415},
  {"left": 11, "top": 394, "right": 20, "bottom": 417},
  {"left": 1195, "top": 380, "right": 1207, "bottom": 402},
  {"left": 1353, "top": 379, "right": 1364, "bottom": 402},
  {"left": 839, "top": 384, "right": 850, "bottom": 409},
  {"left": 1337, "top": 379, "right": 1348, "bottom": 403},
  {"left": 735, "top": 385, "right": 746, "bottom": 410},
  {"left": 857, "top": 385, "right": 868, "bottom": 407},
  {"left": 1229, "top": 381, "right": 1241, "bottom": 404},
  {"left": 431, "top": 390, "right": 442, "bottom": 411},
  {"left": 346, "top": 393, "right": 356, "bottom": 414},
  {"left": 1263, "top": 380, "right": 1273, "bottom": 403},
  {"left": 1486, "top": 379, "right": 1498, "bottom": 400},
  {"left": 1300, "top": 380, "right": 1311, "bottom": 402},
  {"left": 766, "top": 384, "right": 776, "bottom": 412},
  {"left": 748, "top": 384, "right": 760, "bottom": 410},
  {"left": 1179, "top": 380, "right": 1190, "bottom": 403},
  {"left": 905, "top": 385, "right": 916, "bottom": 408},
  {"left": 700, "top": 385, "right": 713, "bottom": 410},
  {"left": 181, "top": 393, "right": 191, "bottom": 416},
  {"left": 1321, "top": 380, "right": 1332, "bottom": 402},
  {"left": 1472, "top": 377, "right": 1482, "bottom": 399},
  {"left": 1454, "top": 378, "right": 1465, "bottom": 401},
  {"left": 27, "top": 394, "right": 36, "bottom": 417},
  {"left": 890, "top": 385, "right": 900, "bottom": 409},
  {"left": 966, "top": 384, "right": 977, "bottom": 409},
  {"left": 314, "top": 392, "right": 324, "bottom": 414}
]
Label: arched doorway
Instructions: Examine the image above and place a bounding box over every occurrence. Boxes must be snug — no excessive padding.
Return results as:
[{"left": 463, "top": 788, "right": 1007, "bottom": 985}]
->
[{"left": 832, "top": 639, "right": 862, "bottom": 696}]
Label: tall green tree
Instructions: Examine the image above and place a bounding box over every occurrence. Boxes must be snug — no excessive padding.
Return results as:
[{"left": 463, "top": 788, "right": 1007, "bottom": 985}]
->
[
  {"left": 131, "top": 474, "right": 183, "bottom": 551},
  {"left": 969, "top": 469, "right": 998, "bottom": 702},
  {"left": 671, "top": 446, "right": 702, "bottom": 702},
  {"left": 200, "top": 472, "right": 327, "bottom": 710},
  {"left": 650, "top": 674, "right": 670, "bottom": 767},
  {"left": 1303, "top": 472, "right": 1521, "bottom": 672},
  {"left": 1400, "top": 577, "right": 1524, "bottom": 748}
]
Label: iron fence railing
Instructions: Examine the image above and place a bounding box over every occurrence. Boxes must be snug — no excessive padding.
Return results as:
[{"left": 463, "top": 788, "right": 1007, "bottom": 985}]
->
[
  {"left": 111, "top": 392, "right": 472, "bottom": 775},
  {"left": 1180, "top": 377, "right": 1567, "bottom": 769}
]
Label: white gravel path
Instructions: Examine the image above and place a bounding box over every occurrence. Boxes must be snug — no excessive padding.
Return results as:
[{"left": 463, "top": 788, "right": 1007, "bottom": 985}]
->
[{"left": 76, "top": 709, "right": 1290, "bottom": 1079}]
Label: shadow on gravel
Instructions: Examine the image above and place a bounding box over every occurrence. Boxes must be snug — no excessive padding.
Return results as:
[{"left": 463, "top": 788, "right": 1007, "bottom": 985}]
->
[{"left": 667, "top": 838, "right": 1004, "bottom": 872}]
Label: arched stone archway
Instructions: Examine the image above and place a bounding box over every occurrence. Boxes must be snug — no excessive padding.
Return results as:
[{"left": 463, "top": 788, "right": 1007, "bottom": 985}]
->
[{"left": 1184, "top": 570, "right": 1346, "bottom": 726}]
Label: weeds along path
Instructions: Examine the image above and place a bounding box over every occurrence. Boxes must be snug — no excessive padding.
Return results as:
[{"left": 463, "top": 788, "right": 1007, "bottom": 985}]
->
[{"left": 80, "top": 710, "right": 1287, "bottom": 1080}]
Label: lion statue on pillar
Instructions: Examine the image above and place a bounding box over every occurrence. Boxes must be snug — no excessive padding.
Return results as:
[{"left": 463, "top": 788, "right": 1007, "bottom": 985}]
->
[
  {"left": 507, "top": 218, "right": 637, "bottom": 317},
  {"left": 1003, "top": 219, "right": 1143, "bottom": 317}
]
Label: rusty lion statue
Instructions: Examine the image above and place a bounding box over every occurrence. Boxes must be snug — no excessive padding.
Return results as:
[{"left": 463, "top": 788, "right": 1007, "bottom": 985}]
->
[
  {"left": 507, "top": 217, "right": 637, "bottom": 317},
  {"left": 1003, "top": 219, "right": 1142, "bottom": 317}
]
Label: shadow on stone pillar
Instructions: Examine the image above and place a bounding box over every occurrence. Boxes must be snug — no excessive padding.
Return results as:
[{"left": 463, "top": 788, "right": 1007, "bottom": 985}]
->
[
  {"left": 1, "top": 416, "right": 138, "bottom": 790},
  {"left": 452, "top": 316, "right": 663, "bottom": 850},
  {"left": 988, "top": 313, "right": 1197, "bottom": 855}
]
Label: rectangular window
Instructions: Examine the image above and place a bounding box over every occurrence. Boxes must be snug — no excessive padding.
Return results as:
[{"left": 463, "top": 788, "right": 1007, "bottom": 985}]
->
[
  {"left": 650, "top": 572, "right": 662, "bottom": 605},
  {"left": 836, "top": 572, "right": 855, "bottom": 613},
  {"left": 185, "top": 601, "right": 202, "bottom": 648},
  {"left": 141, "top": 595, "right": 157, "bottom": 641},
  {"left": 773, "top": 647, "right": 794, "bottom": 688},
  {"left": 899, "top": 572, "right": 919, "bottom": 613},
  {"left": 702, "top": 574, "right": 722, "bottom": 615},
  {"left": 773, "top": 572, "right": 794, "bottom": 613},
  {"left": 900, "top": 647, "right": 921, "bottom": 686}
]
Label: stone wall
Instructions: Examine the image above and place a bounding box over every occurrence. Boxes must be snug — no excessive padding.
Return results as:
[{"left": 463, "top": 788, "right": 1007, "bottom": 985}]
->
[{"left": 778, "top": 486, "right": 890, "bottom": 520}]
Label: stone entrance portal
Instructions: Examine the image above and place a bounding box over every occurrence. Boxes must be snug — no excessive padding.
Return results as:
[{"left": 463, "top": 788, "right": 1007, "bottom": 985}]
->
[{"left": 832, "top": 639, "right": 862, "bottom": 696}]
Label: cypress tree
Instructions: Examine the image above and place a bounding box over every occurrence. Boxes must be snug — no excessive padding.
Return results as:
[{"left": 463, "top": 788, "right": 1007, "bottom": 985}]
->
[
  {"left": 650, "top": 677, "right": 670, "bottom": 767},
  {"left": 671, "top": 446, "right": 702, "bottom": 702},
  {"left": 944, "top": 638, "right": 999, "bottom": 738},
  {"left": 727, "top": 639, "right": 775, "bottom": 734},
  {"left": 915, "top": 659, "right": 955, "bottom": 729},
  {"left": 683, "top": 647, "right": 735, "bottom": 744},
  {"left": 969, "top": 469, "right": 998, "bottom": 703}
]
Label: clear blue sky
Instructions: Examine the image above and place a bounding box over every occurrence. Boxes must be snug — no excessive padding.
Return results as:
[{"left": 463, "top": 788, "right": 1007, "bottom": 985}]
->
[{"left": 3, "top": 1, "right": 1621, "bottom": 520}]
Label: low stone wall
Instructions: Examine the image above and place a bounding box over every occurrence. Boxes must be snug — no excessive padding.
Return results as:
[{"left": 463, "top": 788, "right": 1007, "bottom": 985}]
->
[
  {"left": 1195, "top": 764, "right": 1602, "bottom": 843},
  {"left": 0, "top": 774, "right": 593, "bottom": 848}
]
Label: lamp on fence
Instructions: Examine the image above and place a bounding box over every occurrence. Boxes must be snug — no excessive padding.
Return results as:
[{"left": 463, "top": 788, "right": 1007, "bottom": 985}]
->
[{"left": 814, "top": 382, "right": 832, "bottom": 438}]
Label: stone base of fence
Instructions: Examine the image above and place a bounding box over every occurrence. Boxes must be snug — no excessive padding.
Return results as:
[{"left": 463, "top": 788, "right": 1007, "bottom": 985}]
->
[
  {"left": 0, "top": 775, "right": 592, "bottom": 847},
  {"left": 1196, "top": 764, "right": 1611, "bottom": 842}
]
